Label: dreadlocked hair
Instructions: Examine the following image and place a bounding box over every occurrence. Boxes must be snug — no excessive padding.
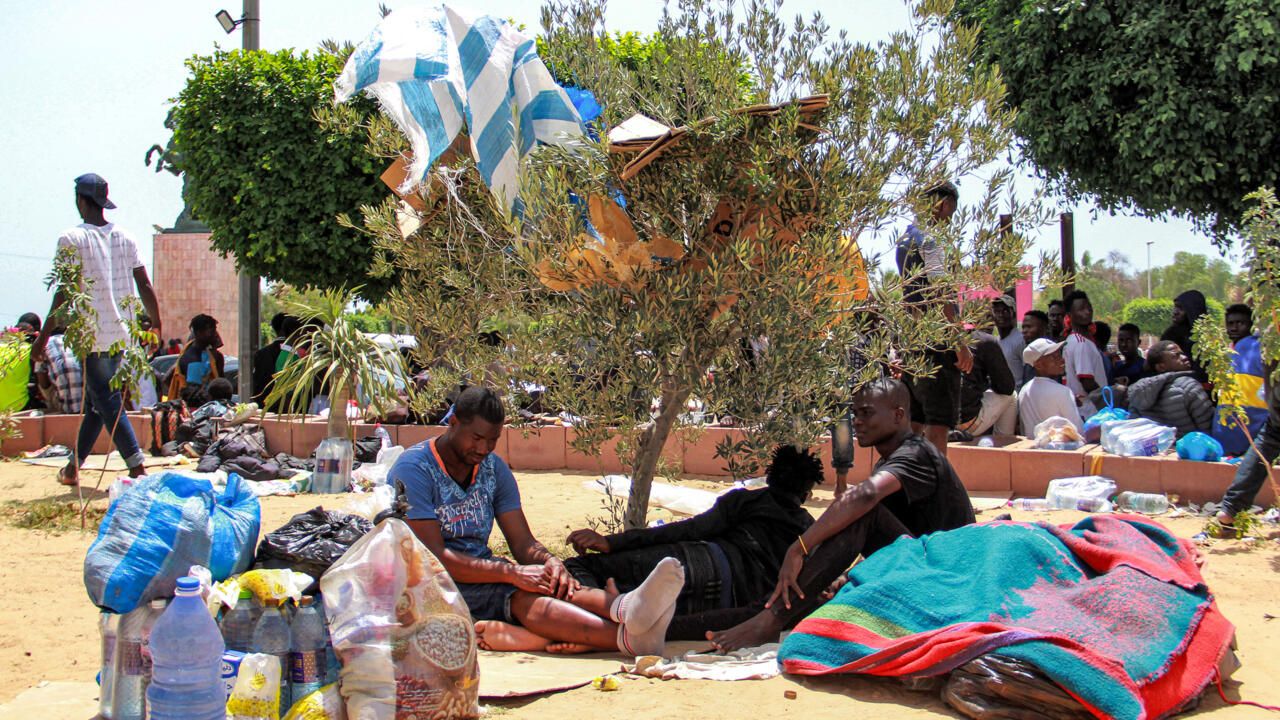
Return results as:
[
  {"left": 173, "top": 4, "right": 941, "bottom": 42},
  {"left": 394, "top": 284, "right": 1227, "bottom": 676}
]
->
[{"left": 765, "top": 445, "right": 824, "bottom": 506}]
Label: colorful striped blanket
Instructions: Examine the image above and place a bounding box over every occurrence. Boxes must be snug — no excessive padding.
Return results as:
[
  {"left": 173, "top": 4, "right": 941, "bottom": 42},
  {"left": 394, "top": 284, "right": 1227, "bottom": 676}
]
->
[{"left": 778, "top": 516, "right": 1234, "bottom": 720}]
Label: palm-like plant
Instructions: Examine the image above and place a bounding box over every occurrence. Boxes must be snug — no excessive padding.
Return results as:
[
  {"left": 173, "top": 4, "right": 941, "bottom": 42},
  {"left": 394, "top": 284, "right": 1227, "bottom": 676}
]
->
[{"left": 264, "top": 287, "right": 405, "bottom": 440}]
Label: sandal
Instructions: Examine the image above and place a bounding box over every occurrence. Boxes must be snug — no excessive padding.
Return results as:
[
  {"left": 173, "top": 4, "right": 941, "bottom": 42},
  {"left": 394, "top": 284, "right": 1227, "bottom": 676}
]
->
[{"left": 57, "top": 464, "right": 79, "bottom": 487}]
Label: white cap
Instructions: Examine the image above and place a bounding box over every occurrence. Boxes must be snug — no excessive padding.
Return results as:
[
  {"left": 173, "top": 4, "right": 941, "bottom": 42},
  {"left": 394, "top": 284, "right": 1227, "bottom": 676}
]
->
[{"left": 1023, "top": 338, "right": 1066, "bottom": 365}]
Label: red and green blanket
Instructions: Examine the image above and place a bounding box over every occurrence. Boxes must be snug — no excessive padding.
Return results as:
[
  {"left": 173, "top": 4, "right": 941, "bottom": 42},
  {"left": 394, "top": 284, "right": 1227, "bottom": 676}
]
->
[{"left": 778, "top": 516, "right": 1234, "bottom": 720}]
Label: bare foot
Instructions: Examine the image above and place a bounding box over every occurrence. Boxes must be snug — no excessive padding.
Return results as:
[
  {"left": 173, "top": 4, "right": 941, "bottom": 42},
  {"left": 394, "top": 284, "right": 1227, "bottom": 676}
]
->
[
  {"left": 706, "top": 612, "right": 782, "bottom": 653},
  {"left": 127, "top": 465, "right": 147, "bottom": 479},
  {"left": 546, "top": 642, "right": 595, "bottom": 654},
  {"left": 475, "top": 621, "right": 552, "bottom": 652}
]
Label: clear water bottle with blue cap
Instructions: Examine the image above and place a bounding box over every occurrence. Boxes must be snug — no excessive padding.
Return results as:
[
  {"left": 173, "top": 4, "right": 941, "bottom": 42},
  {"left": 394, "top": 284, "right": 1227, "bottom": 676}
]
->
[{"left": 146, "top": 577, "right": 226, "bottom": 719}]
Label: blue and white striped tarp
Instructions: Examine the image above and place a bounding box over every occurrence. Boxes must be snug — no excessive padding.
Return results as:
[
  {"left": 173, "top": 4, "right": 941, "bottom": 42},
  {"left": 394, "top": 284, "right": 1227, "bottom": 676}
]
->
[{"left": 335, "top": 5, "right": 585, "bottom": 217}]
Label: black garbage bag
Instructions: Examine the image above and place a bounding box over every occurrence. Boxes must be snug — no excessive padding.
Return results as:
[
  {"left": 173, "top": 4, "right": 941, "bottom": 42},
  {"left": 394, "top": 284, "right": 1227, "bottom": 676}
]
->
[{"left": 254, "top": 507, "right": 373, "bottom": 591}]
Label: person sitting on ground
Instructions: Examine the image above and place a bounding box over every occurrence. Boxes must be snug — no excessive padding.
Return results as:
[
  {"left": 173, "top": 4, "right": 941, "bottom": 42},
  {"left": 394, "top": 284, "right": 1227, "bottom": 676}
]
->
[
  {"left": 0, "top": 328, "right": 32, "bottom": 414},
  {"left": 1018, "top": 338, "right": 1083, "bottom": 433},
  {"left": 1126, "top": 340, "right": 1214, "bottom": 438},
  {"left": 706, "top": 378, "right": 975, "bottom": 651},
  {"left": 191, "top": 377, "right": 234, "bottom": 423},
  {"left": 1112, "top": 323, "right": 1146, "bottom": 386},
  {"left": 14, "top": 314, "right": 44, "bottom": 411},
  {"left": 991, "top": 294, "right": 1024, "bottom": 385},
  {"left": 1047, "top": 299, "right": 1066, "bottom": 342},
  {"left": 563, "top": 445, "right": 821, "bottom": 628},
  {"left": 1061, "top": 290, "right": 1108, "bottom": 419},
  {"left": 1018, "top": 309, "right": 1051, "bottom": 388},
  {"left": 1161, "top": 289, "right": 1210, "bottom": 384},
  {"left": 954, "top": 329, "right": 1017, "bottom": 438},
  {"left": 34, "top": 326, "right": 81, "bottom": 414},
  {"left": 387, "top": 386, "right": 686, "bottom": 656},
  {"left": 169, "top": 314, "right": 224, "bottom": 399},
  {"left": 1211, "top": 304, "right": 1266, "bottom": 456}
]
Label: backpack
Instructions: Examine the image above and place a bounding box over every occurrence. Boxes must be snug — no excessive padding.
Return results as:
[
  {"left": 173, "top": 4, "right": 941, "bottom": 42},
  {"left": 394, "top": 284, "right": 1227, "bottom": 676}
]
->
[{"left": 149, "top": 400, "right": 187, "bottom": 456}]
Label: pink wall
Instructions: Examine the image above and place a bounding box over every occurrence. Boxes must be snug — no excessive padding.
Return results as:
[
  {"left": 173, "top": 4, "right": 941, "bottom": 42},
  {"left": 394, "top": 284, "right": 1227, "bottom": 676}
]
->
[{"left": 152, "top": 232, "right": 240, "bottom": 352}]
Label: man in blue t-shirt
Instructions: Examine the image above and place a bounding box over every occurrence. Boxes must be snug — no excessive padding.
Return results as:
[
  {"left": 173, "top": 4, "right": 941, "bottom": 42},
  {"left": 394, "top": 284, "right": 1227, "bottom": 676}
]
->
[{"left": 389, "top": 386, "right": 685, "bottom": 657}]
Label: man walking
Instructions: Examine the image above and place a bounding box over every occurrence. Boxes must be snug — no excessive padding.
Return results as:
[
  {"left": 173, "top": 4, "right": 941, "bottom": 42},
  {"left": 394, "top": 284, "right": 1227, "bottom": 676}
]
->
[{"left": 33, "top": 173, "right": 160, "bottom": 486}]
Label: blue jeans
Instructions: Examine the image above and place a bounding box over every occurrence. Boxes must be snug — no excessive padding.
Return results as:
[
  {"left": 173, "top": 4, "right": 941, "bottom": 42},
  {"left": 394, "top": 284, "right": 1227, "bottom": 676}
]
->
[
  {"left": 1220, "top": 377, "right": 1280, "bottom": 517},
  {"left": 77, "top": 353, "right": 145, "bottom": 470}
]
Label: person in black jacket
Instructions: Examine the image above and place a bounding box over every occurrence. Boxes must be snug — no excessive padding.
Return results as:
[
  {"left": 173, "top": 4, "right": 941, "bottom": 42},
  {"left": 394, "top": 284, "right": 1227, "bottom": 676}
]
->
[
  {"left": 251, "top": 313, "right": 300, "bottom": 409},
  {"left": 564, "top": 445, "right": 822, "bottom": 628}
]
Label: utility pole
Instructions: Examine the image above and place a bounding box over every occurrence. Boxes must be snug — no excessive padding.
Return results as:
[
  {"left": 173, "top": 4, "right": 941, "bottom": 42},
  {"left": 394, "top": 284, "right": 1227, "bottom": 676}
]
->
[
  {"left": 1152, "top": 239, "right": 1162, "bottom": 298},
  {"left": 1060, "top": 212, "right": 1075, "bottom": 296},
  {"left": 237, "top": 0, "right": 261, "bottom": 403}
]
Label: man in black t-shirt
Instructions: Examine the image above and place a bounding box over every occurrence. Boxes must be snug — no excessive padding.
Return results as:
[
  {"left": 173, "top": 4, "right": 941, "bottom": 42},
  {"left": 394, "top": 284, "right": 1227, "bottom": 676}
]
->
[
  {"left": 708, "top": 378, "right": 975, "bottom": 651},
  {"left": 563, "top": 445, "right": 821, "bottom": 629},
  {"left": 956, "top": 330, "right": 1017, "bottom": 437}
]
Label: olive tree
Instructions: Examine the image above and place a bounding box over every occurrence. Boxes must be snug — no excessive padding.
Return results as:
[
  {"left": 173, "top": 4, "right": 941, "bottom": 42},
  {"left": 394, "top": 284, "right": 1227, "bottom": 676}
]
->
[{"left": 356, "top": 0, "right": 1054, "bottom": 529}]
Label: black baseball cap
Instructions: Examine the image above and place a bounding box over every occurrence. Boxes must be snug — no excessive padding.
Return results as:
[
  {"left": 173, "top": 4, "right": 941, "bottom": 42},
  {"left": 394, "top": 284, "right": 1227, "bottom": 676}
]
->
[{"left": 74, "top": 173, "right": 117, "bottom": 209}]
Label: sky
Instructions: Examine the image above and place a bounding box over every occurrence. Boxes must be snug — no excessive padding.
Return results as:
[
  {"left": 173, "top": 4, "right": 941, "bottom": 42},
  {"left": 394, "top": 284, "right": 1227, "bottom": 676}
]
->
[{"left": 0, "top": 0, "right": 1243, "bottom": 325}]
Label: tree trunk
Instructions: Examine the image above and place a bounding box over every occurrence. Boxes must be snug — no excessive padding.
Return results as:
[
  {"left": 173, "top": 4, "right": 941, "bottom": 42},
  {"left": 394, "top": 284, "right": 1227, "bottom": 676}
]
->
[
  {"left": 327, "top": 382, "right": 352, "bottom": 441},
  {"left": 624, "top": 384, "right": 692, "bottom": 530}
]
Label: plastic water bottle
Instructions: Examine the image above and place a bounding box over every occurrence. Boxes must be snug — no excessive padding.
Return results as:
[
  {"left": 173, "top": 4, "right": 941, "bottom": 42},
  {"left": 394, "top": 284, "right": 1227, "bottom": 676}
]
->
[
  {"left": 315, "top": 596, "right": 340, "bottom": 685},
  {"left": 375, "top": 423, "right": 392, "bottom": 450},
  {"left": 289, "top": 596, "right": 327, "bottom": 707},
  {"left": 314, "top": 438, "right": 336, "bottom": 493},
  {"left": 219, "top": 589, "right": 257, "bottom": 653},
  {"left": 99, "top": 612, "right": 118, "bottom": 719},
  {"left": 253, "top": 598, "right": 293, "bottom": 716},
  {"left": 1009, "top": 498, "right": 1050, "bottom": 512},
  {"left": 110, "top": 599, "right": 165, "bottom": 720},
  {"left": 976, "top": 437, "right": 996, "bottom": 448},
  {"left": 1115, "top": 492, "right": 1169, "bottom": 514},
  {"left": 314, "top": 437, "right": 354, "bottom": 493},
  {"left": 146, "top": 577, "right": 226, "bottom": 720}
]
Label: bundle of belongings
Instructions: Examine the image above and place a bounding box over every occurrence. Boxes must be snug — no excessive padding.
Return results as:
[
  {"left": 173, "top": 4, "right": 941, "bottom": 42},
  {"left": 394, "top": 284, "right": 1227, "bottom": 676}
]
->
[{"left": 777, "top": 516, "right": 1236, "bottom": 720}]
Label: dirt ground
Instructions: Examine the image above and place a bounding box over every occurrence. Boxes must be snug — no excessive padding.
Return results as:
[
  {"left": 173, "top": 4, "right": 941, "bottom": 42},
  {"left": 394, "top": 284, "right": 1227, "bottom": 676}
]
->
[{"left": 0, "top": 459, "right": 1277, "bottom": 718}]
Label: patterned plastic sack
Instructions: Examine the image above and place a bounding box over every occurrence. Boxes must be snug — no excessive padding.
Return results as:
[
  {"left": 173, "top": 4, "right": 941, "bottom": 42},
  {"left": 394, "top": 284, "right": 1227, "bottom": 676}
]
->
[
  {"left": 283, "top": 683, "right": 347, "bottom": 720},
  {"left": 84, "top": 471, "right": 261, "bottom": 613},
  {"left": 320, "top": 518, "right": 479, "bottom": 719}
]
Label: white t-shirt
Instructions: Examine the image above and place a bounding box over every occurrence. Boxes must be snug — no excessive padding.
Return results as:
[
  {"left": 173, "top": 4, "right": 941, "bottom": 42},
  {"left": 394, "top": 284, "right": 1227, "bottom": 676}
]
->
[
  {"left": 1019, "top": 376, "right": 1084, "bottom": 434},
  {"left": 998, "top": 330, "right": 1025, "bottom": 385},
  {"left": 56, "top": 222, "right": 143, "bottom": 352},
  {"left": 1063, "top": 331, "right": 1107, "bottom": 417}
]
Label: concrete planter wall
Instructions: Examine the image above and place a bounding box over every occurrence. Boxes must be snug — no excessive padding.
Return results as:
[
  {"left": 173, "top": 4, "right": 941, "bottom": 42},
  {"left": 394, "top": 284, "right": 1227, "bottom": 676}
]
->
[{"left": 14, "top": 414, "right": 1275, "bottom": 508}]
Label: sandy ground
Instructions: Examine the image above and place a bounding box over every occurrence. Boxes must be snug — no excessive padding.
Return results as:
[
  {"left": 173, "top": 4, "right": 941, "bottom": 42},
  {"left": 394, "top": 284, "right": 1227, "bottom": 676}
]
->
[{"left": 0, "top": 459, "right": 1277, "bottom": 718}]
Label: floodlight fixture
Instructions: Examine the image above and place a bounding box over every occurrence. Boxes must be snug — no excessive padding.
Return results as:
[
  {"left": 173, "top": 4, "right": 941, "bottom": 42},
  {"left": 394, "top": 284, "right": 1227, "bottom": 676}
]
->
[{"left": 216, "top": 9, "right": 244, "bottom": 34}]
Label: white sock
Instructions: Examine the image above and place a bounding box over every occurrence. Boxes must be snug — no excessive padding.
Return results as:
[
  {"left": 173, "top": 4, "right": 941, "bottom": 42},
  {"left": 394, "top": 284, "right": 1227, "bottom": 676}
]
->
[
  {"left": 617, "top": 598, "right": 677, "bottom": 657},
  {"left": 612, "top": 557, "right": 684, "bottom": 633}
]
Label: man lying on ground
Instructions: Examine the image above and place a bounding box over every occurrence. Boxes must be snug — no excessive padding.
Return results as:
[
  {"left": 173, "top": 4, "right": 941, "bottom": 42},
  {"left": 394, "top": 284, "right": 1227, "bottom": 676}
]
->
[
  {"left": 706, "top": 377, "right": 975, "bottom": 651},
  {"left": 564, "top": 445, "right": 822, "bottom": 631},
  {"left": 388, "top": 386, "right": 685, "bottom": 656}
]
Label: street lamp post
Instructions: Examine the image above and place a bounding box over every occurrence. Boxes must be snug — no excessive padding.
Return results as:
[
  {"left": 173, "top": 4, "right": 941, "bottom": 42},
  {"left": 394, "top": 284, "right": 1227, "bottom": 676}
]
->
[
  {"left": 219, "top": 1, "right": 262, "bottom": 402},
  {"left": 1152, "top": 239, "right": 1162, "bottom": 298}
]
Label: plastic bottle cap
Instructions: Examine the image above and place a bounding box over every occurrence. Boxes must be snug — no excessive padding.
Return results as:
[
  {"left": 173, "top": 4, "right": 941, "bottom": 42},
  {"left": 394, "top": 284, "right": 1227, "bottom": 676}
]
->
[
  {"left": 176, "top": 577, "right": 200, "bottom": 592},
  {"left": 150, "top": 599, "right": 168, "bottom": 609},
  {"left": 299, "top": 596, "right": 314, "bottom": 607},
  {"left": 239, "top": 589, "right": 253, "bottom": 600}
]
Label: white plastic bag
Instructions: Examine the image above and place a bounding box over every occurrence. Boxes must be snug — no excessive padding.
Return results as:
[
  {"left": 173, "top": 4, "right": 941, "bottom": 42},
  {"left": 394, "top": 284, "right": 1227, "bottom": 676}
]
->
[
  {"left": 1032, "top": 416, "right": 1085, "bottom": 450},
  {"left": 1046, "top": 475, "right": 1116, "bottom": 511},
  {"left": 343, "top": 484, "right": 397, "bottom": 522},
  {"left": 587, "top": 475, "right": 718, "bottom": 516},
  {"left": 320, "top": 519, "right": 479, "bottom": 719},
  {"left": 227, "top": 652, "right": 283, "bottom": 720}
]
